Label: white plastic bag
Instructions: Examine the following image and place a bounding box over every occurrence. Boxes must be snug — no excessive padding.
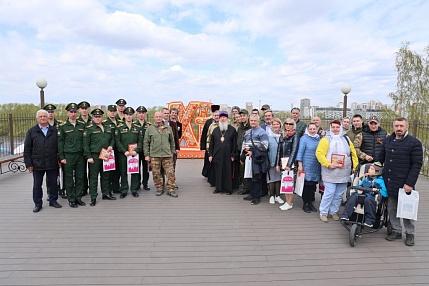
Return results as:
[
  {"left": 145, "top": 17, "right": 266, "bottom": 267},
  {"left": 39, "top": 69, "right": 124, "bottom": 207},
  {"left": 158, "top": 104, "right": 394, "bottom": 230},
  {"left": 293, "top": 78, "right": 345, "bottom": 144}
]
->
[
  {"left": 280, "top": 170, "right": 294, "bottom": 194},
  {"left": 244, "top": 156, "right": 252, "bottom": 178},
  {"left": 397, "top": 188, "right": 419, "bottom": 221},
  {"left": 294, "top": 171, "right": 305, "bottom": 197}
]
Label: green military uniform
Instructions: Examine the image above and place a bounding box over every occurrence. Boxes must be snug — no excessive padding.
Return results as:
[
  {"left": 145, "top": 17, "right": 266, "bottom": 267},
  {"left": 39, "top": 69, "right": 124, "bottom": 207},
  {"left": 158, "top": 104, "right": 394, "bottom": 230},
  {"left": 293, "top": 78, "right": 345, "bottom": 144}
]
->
[
  {"left": 83, "top": 109, "right": 115, "bottom": 204},
  {"left": 57, "top": 103, "right": 85, "bottom": 207},
  {"left": 43, "top": 104, "right": 63, "bottom": 199},
  {"left": 115, "top": 107, "right": 143, "bottom": 197},
  {"left": 115, "top": 99, "right": 126, "bottom": 122},
  {"left": 104, "top": 105, "right": 123, "bottom": 193},
  {"left": 77, "top": 101, "right": 92, "bottom": 196},
  {"left": 134, "top": 105, "right": 152, "bottom": 190}
]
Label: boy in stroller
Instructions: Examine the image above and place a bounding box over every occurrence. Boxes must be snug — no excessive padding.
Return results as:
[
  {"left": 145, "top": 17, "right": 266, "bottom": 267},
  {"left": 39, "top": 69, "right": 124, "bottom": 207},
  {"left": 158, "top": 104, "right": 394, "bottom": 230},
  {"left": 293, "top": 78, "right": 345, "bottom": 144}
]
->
[{"left": 341, "top": 162, "right": 387, "bottom": 227}]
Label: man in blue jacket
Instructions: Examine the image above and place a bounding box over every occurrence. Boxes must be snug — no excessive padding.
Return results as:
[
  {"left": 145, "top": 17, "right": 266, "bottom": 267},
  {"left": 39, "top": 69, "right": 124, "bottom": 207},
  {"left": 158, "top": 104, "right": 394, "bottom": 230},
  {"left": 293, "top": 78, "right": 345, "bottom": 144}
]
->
[{"left": 378, "top": 117, "right": 423, "bottom": 246}]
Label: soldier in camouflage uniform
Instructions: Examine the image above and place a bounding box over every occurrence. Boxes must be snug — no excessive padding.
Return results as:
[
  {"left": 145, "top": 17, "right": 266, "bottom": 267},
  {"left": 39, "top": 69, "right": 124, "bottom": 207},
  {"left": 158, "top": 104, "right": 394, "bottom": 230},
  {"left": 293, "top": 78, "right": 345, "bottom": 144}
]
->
[
  {"left": 77, "top": 101, "right": 92, "bottom": 196},
  {"left": 83, "top": 109, "right": 116, "bottom": 206},
  {"left": 43, "top": 104, "right": 64, "bottom": 199},
  {"left": 57, "top": 103, "right": 86, "bottom": 208},
  {"left": 115, "top": 107, "right": 142, "bottom": 198},
  {"left": 134, "top": 106, "right": 151, "bottom": 190},
  {"left": 143, "top": 111, "right": 178, "bottom": 198},
  {"left": 104, "top": 105, "right": 122, "bottom": 194}
]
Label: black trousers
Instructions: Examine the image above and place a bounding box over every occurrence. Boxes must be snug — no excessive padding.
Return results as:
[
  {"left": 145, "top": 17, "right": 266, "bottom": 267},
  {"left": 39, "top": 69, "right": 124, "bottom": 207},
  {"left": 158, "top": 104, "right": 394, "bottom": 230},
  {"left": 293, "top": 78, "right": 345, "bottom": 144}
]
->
[
  {"left": 302, "top": 182, "right": 317, "bottom": 204},
  {"left": 33, "top": 169, "right": 58, "bottom": 207},
  {"left": 250, "top": 179, "right": 262, "bottom": 199}
]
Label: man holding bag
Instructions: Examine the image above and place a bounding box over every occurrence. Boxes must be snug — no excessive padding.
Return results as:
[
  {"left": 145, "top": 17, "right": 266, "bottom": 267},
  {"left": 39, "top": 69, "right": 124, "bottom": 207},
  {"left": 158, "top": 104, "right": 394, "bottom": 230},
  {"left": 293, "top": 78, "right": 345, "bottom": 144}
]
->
[{"left": 378, "top": 117, "right": 422, "bottom": 246}]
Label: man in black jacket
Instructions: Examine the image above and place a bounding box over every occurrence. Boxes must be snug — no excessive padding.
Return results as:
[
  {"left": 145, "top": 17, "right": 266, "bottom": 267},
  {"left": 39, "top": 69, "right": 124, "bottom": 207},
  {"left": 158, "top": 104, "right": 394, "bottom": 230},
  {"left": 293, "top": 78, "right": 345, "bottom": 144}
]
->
[
  {"left": 354, "top": 115, "right": 387, "bottom": 164},
  {"left": 378, "top": 117, "right": 423, "bottom": 246},
  {"left": 24, "top": 110, "right": 62, "bottom": 213}
]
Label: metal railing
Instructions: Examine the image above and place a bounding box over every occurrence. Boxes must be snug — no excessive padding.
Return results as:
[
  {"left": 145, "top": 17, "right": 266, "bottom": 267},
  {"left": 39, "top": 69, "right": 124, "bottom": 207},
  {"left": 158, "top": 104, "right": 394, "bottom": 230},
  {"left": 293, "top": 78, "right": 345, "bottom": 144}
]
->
[{"left": 1, "top": 114, "right": 428, "bottom": 177}]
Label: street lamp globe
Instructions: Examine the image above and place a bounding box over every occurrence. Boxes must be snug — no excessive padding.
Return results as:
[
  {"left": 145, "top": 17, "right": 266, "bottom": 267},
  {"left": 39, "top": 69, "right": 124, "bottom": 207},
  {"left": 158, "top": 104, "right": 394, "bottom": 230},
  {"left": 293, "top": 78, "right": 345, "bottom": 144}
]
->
[
  {"left": 36, "top": 78, "right": 47, "bottom": 90},
  {"left": 341, "top": 84, "right": 351, "bottom": 95}
]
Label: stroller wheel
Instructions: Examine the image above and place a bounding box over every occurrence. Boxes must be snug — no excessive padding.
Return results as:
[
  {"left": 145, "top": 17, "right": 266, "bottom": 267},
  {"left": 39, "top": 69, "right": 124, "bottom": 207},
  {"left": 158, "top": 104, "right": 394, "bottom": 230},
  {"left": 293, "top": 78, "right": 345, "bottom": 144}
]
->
[
  {"left": 387, "top": 221, "right": 393, "bottom": 235},
  {"left": 349, "top": 224, "right": 358, "bottom": 247}
]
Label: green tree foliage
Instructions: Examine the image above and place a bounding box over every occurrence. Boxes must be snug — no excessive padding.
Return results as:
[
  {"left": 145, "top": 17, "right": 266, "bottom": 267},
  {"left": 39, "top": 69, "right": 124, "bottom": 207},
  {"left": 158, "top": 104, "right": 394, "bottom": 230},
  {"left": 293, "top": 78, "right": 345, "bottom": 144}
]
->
[{"left": 388, "top": 42, "right": 429, "bottom": 121}]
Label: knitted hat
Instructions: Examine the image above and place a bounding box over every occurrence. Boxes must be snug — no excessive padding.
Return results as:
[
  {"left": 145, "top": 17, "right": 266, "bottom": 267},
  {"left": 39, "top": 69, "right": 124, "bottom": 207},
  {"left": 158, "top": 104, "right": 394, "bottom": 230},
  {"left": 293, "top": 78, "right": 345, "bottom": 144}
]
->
[{"left": 372, "top": 162, "right": 383, "bottom": 176}]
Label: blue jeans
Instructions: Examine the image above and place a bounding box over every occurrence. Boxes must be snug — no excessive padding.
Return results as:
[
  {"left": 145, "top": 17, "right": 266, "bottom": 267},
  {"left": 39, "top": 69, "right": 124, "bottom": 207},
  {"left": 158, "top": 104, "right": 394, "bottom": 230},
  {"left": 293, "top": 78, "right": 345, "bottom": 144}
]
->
[{"left": 319, "top": 182, "right": 347, "bottom": 216}]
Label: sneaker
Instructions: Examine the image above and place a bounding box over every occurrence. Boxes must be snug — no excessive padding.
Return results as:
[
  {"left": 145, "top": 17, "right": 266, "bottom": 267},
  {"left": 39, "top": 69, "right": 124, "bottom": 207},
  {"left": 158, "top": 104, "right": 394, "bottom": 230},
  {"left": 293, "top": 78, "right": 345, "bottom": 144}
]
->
[
  {"left": 320, "top": 214, "right": 328, "bottom": 223},
  {"left": 269, "top": 196, "right": 275, "bottom": 204},
  {"left": 167, "top": 191, "right": 178, "bottom": 198},
  {"left": 363, "top": 222, "right": 373, "bottom": 228},
  {"left": 251, "top": 198, "right": 260, "bottom": 205},
  {"left": 340, "top": 216, "right": 349, "bottom": 221},
  {"left": 405, "top": 234, "right": 415, "bottom": 246},
  {"left": 279, "top": 202, "right": 293, "bottom": 211},
  {"left": 275, "top": 196, "right": 284, "bottom": 204},
  {"left": 386, "top": 231, "right": 402, "bottom": 241},
  {"left": 155, "top": 190, "right": 164, "bottom": 196},
  {"left": 331, "top": 213, "right": 340, "bottom": 221}
]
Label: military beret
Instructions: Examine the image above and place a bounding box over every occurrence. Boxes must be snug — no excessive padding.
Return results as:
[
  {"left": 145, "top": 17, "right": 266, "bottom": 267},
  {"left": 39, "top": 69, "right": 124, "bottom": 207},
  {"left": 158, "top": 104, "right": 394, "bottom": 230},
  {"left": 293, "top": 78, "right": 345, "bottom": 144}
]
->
[
  {"left": 66, "top": 103, "right": 78, "bottom": 111},
  {"left": 91, "top": 108, "right": 104, "bottom": 116},
  {"left": 116, "top": 99, "right": 127, "bottom": 106},
  {"left": 136, "top": 106, "right": 148, "bottom": 113},
  {"left": 124, "top": 107, "right": 135, "bottom": 115},
  {"left": 43, "top": 104, "right": 56, "bottom": 111},
  {"left": 107, "top": 105, "right": 117, "bottom": 111},
  {"left": 78, "top": 101, "right": 90, "bottom": 108}
]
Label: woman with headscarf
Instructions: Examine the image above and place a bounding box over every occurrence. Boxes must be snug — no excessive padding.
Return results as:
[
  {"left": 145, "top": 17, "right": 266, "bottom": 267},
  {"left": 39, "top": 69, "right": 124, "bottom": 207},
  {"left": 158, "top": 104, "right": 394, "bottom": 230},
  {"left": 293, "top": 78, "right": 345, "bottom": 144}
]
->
[
  {"left": 296, "top": 122, "right": 321, "bottom": 213},
  {"left": 316, "top": 120, "right": 358, "bottom": 222},
  {"left": 267, "top": 118, "right": 284, "bottom": 205},
  {"left": 276, "top": 118, "right": 299, "bottom": 211}
]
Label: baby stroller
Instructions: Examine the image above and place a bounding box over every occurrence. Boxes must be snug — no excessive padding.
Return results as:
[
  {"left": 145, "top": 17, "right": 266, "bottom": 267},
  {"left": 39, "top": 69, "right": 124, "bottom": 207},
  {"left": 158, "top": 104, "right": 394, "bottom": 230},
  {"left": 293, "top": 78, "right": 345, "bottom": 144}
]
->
[{"left": 340, "top": 163, "right": 392, "bottom": 247}]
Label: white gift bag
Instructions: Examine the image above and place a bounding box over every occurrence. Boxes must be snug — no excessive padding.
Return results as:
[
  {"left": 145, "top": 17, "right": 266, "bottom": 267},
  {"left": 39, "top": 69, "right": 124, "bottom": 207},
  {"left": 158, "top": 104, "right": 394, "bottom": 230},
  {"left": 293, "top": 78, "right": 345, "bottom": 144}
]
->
[
  {"left": 294, "top": 171, "right": 305, "bottom": 197},
  {"left": 397, "top": 188, "right": 419, "bottom": 221},
  {"left": 244, "top": 156, "right": 253, "bottom": 178},
  {"left": 127, "top": 154, "right": 140, "bottom": 174}
]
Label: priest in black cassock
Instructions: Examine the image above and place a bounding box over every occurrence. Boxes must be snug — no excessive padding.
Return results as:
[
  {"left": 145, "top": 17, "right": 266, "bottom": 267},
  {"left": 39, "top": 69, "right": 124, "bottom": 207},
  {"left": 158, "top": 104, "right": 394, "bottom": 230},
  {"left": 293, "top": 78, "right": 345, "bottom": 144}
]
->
[
  {"left": 200, "top": 104, "right": 220, "bottom": 178},
  {"left": 208, "top": 111, "right": 237, "bottom": 195}
]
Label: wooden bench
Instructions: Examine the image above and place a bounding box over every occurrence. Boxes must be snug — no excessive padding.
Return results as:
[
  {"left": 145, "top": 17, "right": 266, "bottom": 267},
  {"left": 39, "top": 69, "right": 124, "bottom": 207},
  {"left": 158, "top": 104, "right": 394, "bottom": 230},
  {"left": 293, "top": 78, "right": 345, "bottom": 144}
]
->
[{"left": 0, "top": 154, "right": 26, "bottom": 175}]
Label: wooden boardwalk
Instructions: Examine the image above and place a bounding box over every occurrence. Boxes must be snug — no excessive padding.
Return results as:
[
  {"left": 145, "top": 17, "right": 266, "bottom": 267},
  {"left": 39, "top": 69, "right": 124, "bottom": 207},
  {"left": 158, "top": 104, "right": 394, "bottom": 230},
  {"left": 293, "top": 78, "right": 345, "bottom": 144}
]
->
[{"left": 0, "top": 159, "right": 428, "bottom": 286}]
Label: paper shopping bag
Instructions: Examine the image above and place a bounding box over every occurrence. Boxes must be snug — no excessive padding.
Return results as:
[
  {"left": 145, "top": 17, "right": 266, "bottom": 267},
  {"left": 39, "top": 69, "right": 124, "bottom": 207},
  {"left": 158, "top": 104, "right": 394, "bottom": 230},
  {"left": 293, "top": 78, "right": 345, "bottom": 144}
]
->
[
  {"left": 294, "top": 171, "right": 305, "bottom": 197},
  {"left": 280, "top": 170, "right": 294, "bottom": 194}
]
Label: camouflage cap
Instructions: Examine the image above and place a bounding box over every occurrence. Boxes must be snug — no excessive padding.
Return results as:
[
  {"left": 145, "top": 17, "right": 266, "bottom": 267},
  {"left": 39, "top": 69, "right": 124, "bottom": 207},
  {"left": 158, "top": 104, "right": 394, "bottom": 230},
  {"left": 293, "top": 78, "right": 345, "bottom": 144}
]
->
[
  {"left": 91, "top": 108, "right": 104, "bottom": 116},
  {"left": 136, "top": 106, "right": 148, "bottom": 113},
  {"left": 66, "top": 103, "right": 78, "bottom": 111},
  {"left": 78, "top": 101, "right": 90, "bottom": 109},
  {"left": 107, "top": 105, "right": 117, "bottom": 111},
  {"left": 124, "top": 107, "right": 135, "bottom": 115},
  {"left": 369, "top": 115, "right": 379, "bottom": 123},
  {"left": 261, "top": 104, "right": 270, "bottom": 110},
  {"left": 116, "top": 99, "right": 127, "bottom": 106},
  {"left": 239, "top": 109, "right": 249, "bottom": 115},
  {"left": 43, "top": 104, "right": 56, "bottom": 111}
]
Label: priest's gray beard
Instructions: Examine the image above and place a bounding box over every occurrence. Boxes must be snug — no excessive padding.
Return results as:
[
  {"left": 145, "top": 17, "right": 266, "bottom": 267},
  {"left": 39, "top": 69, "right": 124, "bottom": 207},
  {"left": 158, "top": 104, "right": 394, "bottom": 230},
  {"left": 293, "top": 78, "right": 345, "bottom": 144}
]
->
[{"left": 219, "top": 121, "right": 228, "bottom": 132}]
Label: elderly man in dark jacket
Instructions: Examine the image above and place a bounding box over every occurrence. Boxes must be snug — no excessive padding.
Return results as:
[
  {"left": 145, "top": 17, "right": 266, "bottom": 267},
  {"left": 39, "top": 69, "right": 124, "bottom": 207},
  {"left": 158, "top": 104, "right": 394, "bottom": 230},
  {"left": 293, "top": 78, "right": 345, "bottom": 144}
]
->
[
  {"left": 24, "top": 110, "right": 62, "bottom": 213},
  {"left": 378, "top": 117, "right": 422, "bottom": 246}
]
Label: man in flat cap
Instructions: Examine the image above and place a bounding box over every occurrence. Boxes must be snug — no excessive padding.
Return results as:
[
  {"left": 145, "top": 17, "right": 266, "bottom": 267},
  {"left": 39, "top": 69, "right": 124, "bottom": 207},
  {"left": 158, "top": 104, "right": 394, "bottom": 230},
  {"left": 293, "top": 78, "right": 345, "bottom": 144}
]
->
[
  {"left": 208, "top": 111, "right": 237, "bottom": 195},
  {"left": 83, "top": 109, "right": 116, "bottom": 206},
  {"left": 77, "top": 101, "right": 92, "bottom": 196},
  {"left": 104, "top": 105, "right": 122, "bottom": 194},
  {"left": 115, "top": 107, "right": 142, "bottom": 198},
  {"left": 58, "top": 103, "right": 86, "bottom": 208},
  {"left": 115, "top": 99, "right": 127, "bottom": 121},
  {"left": 135, "top": 106, "right": 152, "bottom": 190},
  {"left": 200, "top": 104, "right": 220, "bottom": 178}
]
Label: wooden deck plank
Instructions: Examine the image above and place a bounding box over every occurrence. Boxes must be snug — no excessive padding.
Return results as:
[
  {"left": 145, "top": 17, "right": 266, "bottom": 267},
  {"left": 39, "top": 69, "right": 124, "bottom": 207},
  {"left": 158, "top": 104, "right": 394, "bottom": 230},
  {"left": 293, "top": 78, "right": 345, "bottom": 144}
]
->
[{"left": 0, "top": 159, "right": 428, "bottom": 285}]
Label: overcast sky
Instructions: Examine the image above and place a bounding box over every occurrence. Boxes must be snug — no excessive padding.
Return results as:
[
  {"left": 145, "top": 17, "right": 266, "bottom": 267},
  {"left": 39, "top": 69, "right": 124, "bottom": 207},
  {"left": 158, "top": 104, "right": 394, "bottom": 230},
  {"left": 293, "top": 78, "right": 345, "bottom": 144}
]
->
[{"left": 0, "top": 0, "right": 428, "bottom": 110}]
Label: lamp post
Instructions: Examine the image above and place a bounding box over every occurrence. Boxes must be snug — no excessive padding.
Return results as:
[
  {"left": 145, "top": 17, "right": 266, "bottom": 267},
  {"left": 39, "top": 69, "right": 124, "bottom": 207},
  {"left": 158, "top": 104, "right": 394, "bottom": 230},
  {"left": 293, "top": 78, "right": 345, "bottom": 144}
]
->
[
  {"left": 36, "top": 78, "right": 47, "bottom": 109},
  {"left": 341, "top": 84, "right": 351, "bottom": 118}
]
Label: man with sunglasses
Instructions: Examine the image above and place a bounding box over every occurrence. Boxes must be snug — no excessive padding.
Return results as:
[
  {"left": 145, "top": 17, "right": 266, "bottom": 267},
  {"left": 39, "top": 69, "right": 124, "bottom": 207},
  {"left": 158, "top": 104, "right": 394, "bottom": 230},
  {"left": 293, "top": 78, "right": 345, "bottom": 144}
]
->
[{"left": 57, "top": 103, "right": 86, "bottom": 208}]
